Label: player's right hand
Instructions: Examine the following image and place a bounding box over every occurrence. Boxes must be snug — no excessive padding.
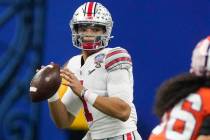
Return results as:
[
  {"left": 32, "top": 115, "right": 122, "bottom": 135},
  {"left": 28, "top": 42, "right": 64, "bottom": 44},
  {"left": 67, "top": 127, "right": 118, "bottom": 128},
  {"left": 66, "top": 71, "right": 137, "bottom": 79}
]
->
[{"left": 60, "top": 68, "right": 84, "bottom": 97}]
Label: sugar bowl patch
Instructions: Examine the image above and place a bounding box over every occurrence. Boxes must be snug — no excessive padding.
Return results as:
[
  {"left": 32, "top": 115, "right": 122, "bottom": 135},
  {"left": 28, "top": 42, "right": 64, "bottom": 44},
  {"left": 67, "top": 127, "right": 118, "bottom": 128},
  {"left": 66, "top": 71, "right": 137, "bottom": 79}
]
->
[{"left": 94, "top": 53, "right": 105, "bottom": 68}]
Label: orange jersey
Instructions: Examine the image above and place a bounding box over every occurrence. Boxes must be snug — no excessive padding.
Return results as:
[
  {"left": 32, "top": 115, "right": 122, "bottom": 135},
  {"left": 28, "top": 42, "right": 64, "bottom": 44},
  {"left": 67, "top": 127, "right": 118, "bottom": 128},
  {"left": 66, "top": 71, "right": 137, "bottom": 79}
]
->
[{"left": 149, "top": 87, "right": 210, "bottom": 140}]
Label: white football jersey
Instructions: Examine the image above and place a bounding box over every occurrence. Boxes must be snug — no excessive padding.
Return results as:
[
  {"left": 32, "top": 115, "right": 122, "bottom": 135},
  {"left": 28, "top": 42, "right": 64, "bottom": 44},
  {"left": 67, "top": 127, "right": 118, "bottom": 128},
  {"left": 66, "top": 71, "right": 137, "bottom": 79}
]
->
[{"left": 61, "top": 47, "right": 138, "bottom": 139}]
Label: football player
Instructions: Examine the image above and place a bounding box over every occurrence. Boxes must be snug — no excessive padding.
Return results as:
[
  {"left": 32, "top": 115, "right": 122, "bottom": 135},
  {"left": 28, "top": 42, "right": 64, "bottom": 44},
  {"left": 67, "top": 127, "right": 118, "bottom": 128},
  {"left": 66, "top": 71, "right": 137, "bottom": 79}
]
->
[
  {"left": 149, "top": 36, "right": 210, "bottom": 140},
  {"left": 47, "top": 2, "right": 142, "bottom": 140}
]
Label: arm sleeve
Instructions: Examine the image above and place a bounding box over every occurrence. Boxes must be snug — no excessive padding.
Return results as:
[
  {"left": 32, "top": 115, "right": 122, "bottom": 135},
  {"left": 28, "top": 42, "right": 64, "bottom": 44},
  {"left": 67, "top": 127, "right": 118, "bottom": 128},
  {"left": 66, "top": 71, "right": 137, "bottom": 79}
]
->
[
  {"left": 199, "top": 115, "right": 210, "bottom": 135},
  {"left": 107, "top": 69, "right": 134, "bottom": 105},
  {"left": 61, "top": 87, "right": 83, "bottom": 116}
]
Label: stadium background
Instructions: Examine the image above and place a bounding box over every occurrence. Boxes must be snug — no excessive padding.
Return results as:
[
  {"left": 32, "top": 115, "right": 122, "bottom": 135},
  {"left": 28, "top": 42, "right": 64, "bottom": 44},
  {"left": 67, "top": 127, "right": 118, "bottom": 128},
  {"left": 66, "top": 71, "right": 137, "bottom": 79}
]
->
[{"left": 0, "top": 0, "right": 210, "bottom": 139}]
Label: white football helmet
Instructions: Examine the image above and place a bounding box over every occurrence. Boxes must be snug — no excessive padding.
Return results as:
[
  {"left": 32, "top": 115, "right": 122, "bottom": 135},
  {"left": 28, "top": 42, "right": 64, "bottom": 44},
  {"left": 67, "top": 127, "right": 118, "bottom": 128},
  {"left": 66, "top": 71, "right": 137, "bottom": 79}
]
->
[
  {"left": 70, "top": 2, "right": 113, "bottom": 50},
  {"left": 190, "top": 36, "right": 210, "bottom": 76}
]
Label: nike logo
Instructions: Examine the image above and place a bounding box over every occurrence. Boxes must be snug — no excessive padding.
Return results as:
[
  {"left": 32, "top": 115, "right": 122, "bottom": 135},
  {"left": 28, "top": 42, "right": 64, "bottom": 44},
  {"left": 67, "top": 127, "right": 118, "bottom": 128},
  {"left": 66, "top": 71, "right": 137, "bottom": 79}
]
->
[{"left": 88, "top": 69, "right": 96, "bottom": 75}]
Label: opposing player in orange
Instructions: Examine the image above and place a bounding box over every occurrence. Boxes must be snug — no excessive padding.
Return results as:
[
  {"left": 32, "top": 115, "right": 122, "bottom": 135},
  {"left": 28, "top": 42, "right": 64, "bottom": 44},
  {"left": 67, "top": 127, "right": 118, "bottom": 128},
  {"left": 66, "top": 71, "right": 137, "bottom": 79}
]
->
[
  {"left": 47, "top": 2, "right": 142, "bottom": 140},
  {"left": 149, "top": 36, "right": 210, "bottom": 140}
]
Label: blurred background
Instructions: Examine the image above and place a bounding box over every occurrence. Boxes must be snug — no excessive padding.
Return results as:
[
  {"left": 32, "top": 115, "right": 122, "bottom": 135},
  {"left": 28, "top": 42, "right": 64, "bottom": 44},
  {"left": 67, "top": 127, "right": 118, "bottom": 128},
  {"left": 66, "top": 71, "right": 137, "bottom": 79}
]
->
[{"left": 0, "top": 0, "right": 210, "bottom": 139}]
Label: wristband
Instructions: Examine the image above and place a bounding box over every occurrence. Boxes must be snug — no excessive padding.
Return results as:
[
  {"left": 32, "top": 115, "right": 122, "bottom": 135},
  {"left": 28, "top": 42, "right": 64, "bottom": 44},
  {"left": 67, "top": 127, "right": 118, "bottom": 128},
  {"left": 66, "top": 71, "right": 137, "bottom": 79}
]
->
[
  {"left": 82, "top": 89, "right": 98, "bottom": 105},
  {"left": 80, "top": 88, "right": 88, "bottom": 98},
  {"left": 48, "top": 92, "right": 59, "bottom": 102}
]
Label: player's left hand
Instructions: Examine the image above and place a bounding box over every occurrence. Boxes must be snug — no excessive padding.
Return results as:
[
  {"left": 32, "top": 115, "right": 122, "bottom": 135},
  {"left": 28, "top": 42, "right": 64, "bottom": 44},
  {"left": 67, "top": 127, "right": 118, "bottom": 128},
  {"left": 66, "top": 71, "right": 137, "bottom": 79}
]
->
[{"left": 60, "top": 68, "right": 83, "bottom": 97}]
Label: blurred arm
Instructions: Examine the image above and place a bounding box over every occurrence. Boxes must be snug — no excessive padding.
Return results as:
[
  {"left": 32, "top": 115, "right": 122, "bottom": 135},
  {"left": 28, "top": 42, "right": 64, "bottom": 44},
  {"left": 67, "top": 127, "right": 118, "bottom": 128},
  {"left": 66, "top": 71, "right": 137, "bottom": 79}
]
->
[{"left": 48, "top": 99, "right": 75, "bottom": 129}]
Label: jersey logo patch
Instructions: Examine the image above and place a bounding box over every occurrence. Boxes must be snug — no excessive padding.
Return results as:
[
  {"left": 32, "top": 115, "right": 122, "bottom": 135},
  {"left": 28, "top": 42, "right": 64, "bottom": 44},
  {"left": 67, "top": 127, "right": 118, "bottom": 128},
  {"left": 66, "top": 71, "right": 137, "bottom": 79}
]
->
[
  {"left": 88, "top": 69, "right": 96, "bottom": 75},
  {"left": 94, "top": 53, "right": 105, "bottom": 68}
]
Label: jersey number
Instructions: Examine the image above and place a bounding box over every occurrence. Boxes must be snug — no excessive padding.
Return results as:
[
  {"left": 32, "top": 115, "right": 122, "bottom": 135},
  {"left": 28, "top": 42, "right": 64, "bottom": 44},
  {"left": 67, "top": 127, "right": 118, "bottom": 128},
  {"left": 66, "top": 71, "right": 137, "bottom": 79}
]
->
[{"left": 153, "top": 94, "right": 202, "bottom": 139}]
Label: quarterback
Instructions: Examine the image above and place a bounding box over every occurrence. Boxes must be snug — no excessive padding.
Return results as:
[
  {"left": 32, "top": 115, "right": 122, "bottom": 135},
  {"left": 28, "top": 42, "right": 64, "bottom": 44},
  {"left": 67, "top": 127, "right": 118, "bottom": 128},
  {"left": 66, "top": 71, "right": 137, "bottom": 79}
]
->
[
  {"left": 47, "top": 2, "right": 142, "bottom": 140},
  {"left": 149, "top": 36, "right": 210, "bottom": 140}
]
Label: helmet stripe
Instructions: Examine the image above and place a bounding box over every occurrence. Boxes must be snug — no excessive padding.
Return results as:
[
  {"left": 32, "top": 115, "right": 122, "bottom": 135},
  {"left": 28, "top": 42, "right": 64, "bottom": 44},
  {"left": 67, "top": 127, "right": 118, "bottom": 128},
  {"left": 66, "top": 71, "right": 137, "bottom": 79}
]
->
[
  {"left": 83, "top": 3, "right": 87, "bottom": 16},
  {"left": 87, "top": 2, "right": 94, "bottom": 17},
  {"left": 204, "top": 39, "right": 210, "bottom": 70},
  {"left": 93, "top": 2, "right": 97, "bottom": 16}
]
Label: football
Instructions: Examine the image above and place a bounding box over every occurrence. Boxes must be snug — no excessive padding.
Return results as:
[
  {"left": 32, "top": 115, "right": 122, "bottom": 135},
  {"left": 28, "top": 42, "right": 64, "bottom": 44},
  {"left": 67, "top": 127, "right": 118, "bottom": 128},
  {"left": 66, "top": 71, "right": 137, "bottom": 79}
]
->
[{"left": 29, "top": 63, "right": 61, "bottom": 102}]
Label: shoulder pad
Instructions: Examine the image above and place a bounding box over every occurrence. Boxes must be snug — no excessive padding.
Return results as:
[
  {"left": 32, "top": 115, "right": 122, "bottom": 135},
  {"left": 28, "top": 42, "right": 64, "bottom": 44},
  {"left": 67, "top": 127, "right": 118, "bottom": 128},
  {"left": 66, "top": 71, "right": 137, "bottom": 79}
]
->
[
  {"left": 66, "top": 55, "right": 81, "bottom": 71},
  {"left": 105, "top": 47, "right": 132, "bottom": 72}
]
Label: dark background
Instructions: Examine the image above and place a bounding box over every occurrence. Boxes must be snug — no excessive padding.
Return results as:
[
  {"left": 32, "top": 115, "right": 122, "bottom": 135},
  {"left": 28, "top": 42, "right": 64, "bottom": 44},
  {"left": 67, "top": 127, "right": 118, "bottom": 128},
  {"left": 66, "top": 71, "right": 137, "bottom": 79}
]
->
[{"left": 0, "top": 0, "right": 210, "bottom": 140}]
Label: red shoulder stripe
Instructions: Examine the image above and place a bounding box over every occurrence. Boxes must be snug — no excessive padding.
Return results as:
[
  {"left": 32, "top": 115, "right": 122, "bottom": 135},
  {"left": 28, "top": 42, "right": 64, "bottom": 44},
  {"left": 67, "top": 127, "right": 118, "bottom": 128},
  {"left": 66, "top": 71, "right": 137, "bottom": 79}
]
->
[
  {"left": 105, "top": 57, "right": 131, "bottom": 69},
  {"left": 106, "top": 49, "right": 128, "bottom": 59}
]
